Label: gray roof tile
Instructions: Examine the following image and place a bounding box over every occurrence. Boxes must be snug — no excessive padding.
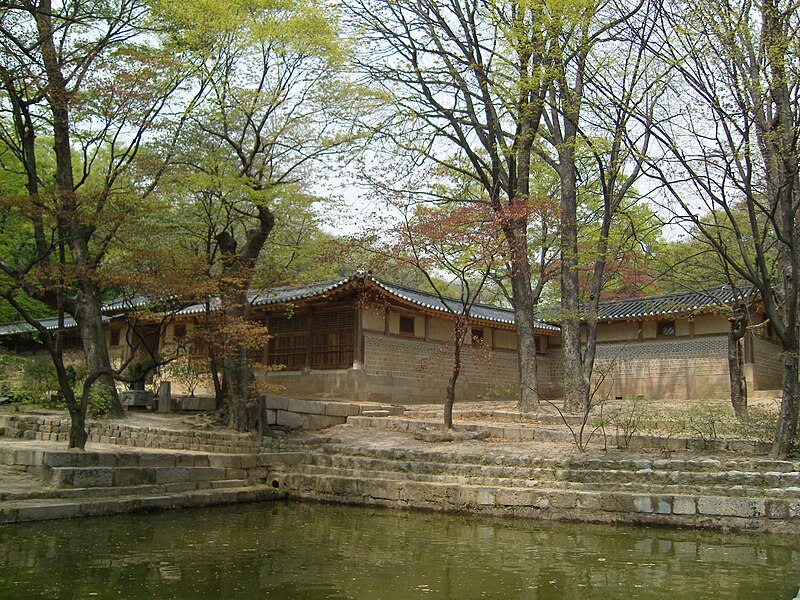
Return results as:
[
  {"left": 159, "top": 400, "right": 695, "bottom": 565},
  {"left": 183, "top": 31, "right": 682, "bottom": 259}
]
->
[{"left": 594, "top": 284, "right": 757, "bottom": 321}]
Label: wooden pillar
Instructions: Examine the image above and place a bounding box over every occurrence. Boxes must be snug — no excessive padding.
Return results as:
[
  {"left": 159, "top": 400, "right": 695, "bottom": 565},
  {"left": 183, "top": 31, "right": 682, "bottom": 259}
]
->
[{"left": 354, "top": 306, "right": 363, "bottom": 369}]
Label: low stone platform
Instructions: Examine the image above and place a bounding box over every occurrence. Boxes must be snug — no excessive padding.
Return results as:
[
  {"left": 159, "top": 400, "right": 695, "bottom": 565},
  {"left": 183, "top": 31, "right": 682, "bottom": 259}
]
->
[
  {"left": 0, "top": 485, "right": 282, "bottom": 524},
  {"left": 265, "top": 396, "right": 404, "bottom": 430},
  {"left": 0, "top": 438, "right": 288, "bottom": 524}
]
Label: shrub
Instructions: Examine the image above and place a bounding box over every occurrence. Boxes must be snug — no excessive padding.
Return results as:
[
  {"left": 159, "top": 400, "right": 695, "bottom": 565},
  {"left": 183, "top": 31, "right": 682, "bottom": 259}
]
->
[
  {"left": 86, "top": 384, "right": 113, "bottom": 418},
  {"left": 602, "top": 396, "right": 653, "bottom": 449},
  {"left": 680, "top": 400, "right": 735, "bottom": 449}
]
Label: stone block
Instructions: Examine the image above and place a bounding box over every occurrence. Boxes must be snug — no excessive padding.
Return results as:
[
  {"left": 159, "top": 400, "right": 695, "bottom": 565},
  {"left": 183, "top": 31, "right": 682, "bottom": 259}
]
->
[
  {"left": 52, "top": 467, "right": 109, "bottom": 489},
  {"left": 266, "top": 409, "right": 277, "bottom": 425},
  {"left": 137, "top": 454, "right": 176, "bottom": 468},
  {"left": 495, "top": 488, "right": 534, "bottom": 506},
  {"left": 550, "top": 492, "right": 579, "bottom": 510},
  {"left": 17, "top": 502, "right": 81, "bottom": 522},
  {"left": 672, "top": 496, "right": 697, "bottom": 515},
  {"left": 287, "top": 398, "right": 326, "bottom": 415},
  {"left": 179, "top": 397, "right": 199, "bottom": 410},
  {"left": 224, "top": 468, "right": 248, "bottom": 480},
  {"left": 154, "top": 467, "right": 192, "bottom": 484},
  {"left": 364, "top": 480, "right": 399, "bottom": 501},
  {"left": 576, "top": 494, "right": 601, "bottom": 511},
  {"left": 13, "top": 449, "right": 45, "bottom": 466},
  {"left": 766, "top": 500, "right": 790, "bottom": 519},
  {"left": 209, "top": 455, "right": 243, "bottom": 468},
  {"left": 476, "top": 488, "right": 495, "bottom": 506},
  {"left": 324, "top": 402, "right": 357, "bottom": 417},
  {"left": 361, "top": 410, "right": 390, "bottom": 418},
  {"left": 275, "top": 411, "right": 308, "bottom": 429},
  {"left": 655, "top": 496, "right": 673, "bottom": 515},
  {"left": 264, "top": 396, "right": 290, "bottom": 411},
  {"left": 697, "top": 496, "right": 766, "bottom": 518},
  {"left": 306, "top": 414, "right": 347, "bottom": 430},
  {"left": 633, "top": 496, "right": 653, "bottom": 513},
  {"left": 79, "top": 500, "right": 124, "bottom": 517},
  {"left": 114, "top": 467, "right": 156, "bottom": 487}
]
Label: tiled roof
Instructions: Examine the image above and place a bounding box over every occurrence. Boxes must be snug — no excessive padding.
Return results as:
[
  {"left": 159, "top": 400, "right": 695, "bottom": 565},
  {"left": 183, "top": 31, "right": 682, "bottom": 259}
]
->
[
  {"left": 593, "top": 284, "right": 757, "bottom": 321},
  {"left": 175, "top": 278, "right": 352, "bottom": 316},
  {"left": 176, "top": 273, "right": 560, "bottom": 332},
  {"left": 100, "top": 294, "right": 156, "bottom": 314},
  {"left": 371, "top": 277, "right": 560, "bottom": 332},
  {"left": 0, "top": 314, "right": 114, "bottom": 337}
]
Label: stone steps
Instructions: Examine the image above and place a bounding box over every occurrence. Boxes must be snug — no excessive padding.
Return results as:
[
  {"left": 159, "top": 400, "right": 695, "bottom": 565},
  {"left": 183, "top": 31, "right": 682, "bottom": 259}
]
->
[
  {"left": 261, "top": 438, "right": 800, "bottom": 532},
  {"left": 0, "top": 485, "right": 284, "bottom": 524},
  {"left": 284, "top": 451, "right": 800, "bottom": 498},
  {"left": 295, "top": 462, "right": 800, "bottom": 499},
  {"left": 0, "top": 442, "right": 268, "bottom": 504}
]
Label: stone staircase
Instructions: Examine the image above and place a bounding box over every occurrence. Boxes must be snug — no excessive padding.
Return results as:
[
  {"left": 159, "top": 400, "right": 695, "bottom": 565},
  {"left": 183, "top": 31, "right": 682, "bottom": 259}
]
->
[
  {"left": 1, "top": 443, "right": 268, "bottom": 487},
  {"left": 262, "top": 434, "right": 800, "bottom": 533},
  {"left": 0, "top": 420, "right": 284, "bottom": 523}
]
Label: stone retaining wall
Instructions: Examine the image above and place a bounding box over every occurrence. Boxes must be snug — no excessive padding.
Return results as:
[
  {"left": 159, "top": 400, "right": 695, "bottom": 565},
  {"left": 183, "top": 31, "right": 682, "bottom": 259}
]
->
[
  {"left": 263, "top": 441, "right": 800, "bottom": 534},
  {"left": 0, "top": 415, "right": 262, "bottom": 453}
]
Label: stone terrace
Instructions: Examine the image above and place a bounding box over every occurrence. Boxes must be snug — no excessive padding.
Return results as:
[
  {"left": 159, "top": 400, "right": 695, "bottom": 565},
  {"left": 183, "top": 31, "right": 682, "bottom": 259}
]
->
[
  {"left": 266, "top": 423, "right": 800, "bottom": 534},
  {"left": 1, "top": 406, "right": 798, "bottom": 533}
]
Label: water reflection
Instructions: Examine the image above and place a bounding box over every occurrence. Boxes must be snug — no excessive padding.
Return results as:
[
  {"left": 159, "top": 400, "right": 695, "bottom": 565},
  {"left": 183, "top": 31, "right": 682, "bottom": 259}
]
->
[{"left": 0, "top": 501, "right": 798, "bottom": 599}]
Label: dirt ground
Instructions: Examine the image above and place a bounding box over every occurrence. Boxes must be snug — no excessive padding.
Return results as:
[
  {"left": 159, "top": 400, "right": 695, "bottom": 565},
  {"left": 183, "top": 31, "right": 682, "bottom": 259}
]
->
[{"left": 0, "top": 395, "right": 786, "bottom": 463}]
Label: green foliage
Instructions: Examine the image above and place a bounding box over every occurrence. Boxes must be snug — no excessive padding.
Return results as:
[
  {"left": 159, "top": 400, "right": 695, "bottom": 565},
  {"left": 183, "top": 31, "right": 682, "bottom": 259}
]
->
[
  {"left": 163, "top": 356, "right": 211, "bottom": 396},
  {"left": 476, "top": 382, "right": 516, "bottom": 402},
  {"left": 86, "top": 384, "right": 113, "bottom": 419},
  {"left": 0, "top": 352, "right": 59, "bottom": 405}
]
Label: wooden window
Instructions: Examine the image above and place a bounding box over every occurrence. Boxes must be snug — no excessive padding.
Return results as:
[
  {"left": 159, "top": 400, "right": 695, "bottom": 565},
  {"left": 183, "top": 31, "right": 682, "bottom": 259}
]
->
[
  {"left": 267, "top": 313, "right": 310, "bottom": 370},
  {"left": 310, "top": 309, "right": 355, "bottom": 369},
  {"left": 399, "top": 315, "right": 415, "bottom": 335},
  {"left": 110, "top": 329, "right": 121, "bottom": 347},
  {"left": 657, "top": 321, "right": 676, "bottom": 337},
  {"left": 267, "top": 309, "right": 355, "bottom": 371},
  {"left": 472, "top": 328, "right": 484, "bottom": 346},
  {"left": 173, "top": 324, "right": 186, "bottom": 340}
]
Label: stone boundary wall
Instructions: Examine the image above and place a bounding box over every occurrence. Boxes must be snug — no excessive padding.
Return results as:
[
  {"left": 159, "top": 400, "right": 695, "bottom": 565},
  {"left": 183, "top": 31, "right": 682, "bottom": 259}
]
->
[
  {"left": 750, "top": 336, "right": 783, "bottom": 391},
  {"left": 362, "top": 333, "right": 563, "bottom": 403},
  {"left": 592, "top": 337, "right": 729, "bottom": 400}
]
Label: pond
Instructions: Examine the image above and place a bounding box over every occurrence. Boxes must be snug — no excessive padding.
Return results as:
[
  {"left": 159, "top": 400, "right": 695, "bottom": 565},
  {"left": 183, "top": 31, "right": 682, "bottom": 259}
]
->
[{"left": 1, "top": 501, "right": 798, "bottom": 599}]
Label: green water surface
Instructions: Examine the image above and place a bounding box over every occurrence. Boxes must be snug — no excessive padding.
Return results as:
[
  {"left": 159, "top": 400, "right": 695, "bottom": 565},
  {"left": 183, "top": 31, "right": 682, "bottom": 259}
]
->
[{"left": 0, "top": 501, "right": 797, "bottom": 599}]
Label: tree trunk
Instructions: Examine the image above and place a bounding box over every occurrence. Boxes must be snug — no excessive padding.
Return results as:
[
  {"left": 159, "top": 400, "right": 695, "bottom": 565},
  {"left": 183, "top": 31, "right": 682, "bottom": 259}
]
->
[
  {"left": 36, "top": 0, "right": 123, "bottom": 423},
  {"left": 77, "top": 296, "right": 124, "bottom": 417},
  {"left": 728, "top": 314, "right": 748, "bottom": 419},
  {"left": 773, "top": 345, "right": 799, "bottom": 457},
  {"left": 559, "top": 152, "right": 587, "bottom": 412},
  {"left": 444, "top": 318, "right": 467, "bottom": 430},
  {"left": 222, "top": 290, "right": 260, "bottom": 432},
  {"left": 503, "top": 220, "right": 540, "bottom": 412},
  {"left": 216, "top": 207, "right": 274, "bottom": 433},
  {"left": 68, "top": 405, "right": 88, "bottom": 450}
]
